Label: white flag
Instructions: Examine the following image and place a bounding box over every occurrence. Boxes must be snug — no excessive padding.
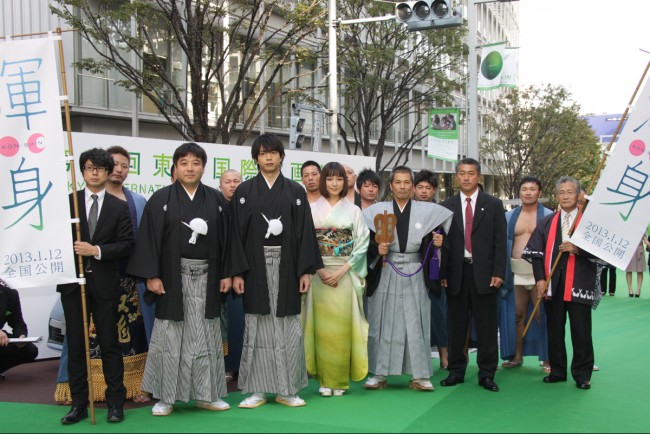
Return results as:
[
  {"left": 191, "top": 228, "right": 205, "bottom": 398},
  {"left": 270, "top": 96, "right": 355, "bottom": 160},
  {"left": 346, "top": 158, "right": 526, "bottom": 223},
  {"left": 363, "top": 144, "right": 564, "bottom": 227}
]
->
[
  {"left": 0, "top": 36, "right": 78, "bottom": 288},
  {"left": 477, "top": 42, "right": 506, "bottom": 90},
  {"left": 500, "top": 48, "right": 518, "bottom": 88},
  {"left": 571, "top": 77, "right": 650, "bottom": 269}
]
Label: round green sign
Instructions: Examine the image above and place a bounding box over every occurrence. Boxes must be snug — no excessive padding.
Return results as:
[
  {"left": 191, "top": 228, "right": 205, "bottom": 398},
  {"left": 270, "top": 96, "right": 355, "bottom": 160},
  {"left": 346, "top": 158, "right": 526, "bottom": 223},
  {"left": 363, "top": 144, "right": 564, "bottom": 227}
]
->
[{"left": 481, "top": 51, "right": 503, "bottom": 80}]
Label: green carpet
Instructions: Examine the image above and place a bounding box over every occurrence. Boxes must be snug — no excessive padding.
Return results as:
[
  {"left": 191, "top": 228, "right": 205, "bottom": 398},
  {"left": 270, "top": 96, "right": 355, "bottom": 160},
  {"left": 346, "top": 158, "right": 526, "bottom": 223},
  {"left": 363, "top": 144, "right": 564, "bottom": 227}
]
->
[{"left": 4, "top": 271, "right": 649, "bottom": 433}]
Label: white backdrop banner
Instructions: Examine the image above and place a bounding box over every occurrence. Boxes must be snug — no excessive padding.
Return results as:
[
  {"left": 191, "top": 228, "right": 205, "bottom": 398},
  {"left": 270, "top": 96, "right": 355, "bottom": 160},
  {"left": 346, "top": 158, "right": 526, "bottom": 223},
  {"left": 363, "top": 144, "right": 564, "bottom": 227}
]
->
[
  {"left": 0, "top": 36, "right": 77, "bottom": 288},
  {"left": 68, "top": 132, "right": 376, "bottom": 196},
  {"left": 572, "top": 79, "right": 650, "bottom": 269}
]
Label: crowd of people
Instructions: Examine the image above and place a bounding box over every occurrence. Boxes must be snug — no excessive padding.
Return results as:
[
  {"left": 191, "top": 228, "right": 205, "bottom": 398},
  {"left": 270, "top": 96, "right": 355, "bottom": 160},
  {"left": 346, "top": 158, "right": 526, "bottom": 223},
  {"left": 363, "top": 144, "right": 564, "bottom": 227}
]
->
[{"left": 3, "top": 133, "right": 645, "bottom": 425}]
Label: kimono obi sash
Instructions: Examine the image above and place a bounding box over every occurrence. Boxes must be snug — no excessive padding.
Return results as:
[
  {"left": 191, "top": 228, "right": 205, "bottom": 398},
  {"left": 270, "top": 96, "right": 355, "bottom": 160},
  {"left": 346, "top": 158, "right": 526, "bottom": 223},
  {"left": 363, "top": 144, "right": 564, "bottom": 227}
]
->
[
  {"left": 316, "top": 228, "right": 354, "bottom": 257},
  {"left": 387, "top": 252, "right": 420, "bottom": 263}
]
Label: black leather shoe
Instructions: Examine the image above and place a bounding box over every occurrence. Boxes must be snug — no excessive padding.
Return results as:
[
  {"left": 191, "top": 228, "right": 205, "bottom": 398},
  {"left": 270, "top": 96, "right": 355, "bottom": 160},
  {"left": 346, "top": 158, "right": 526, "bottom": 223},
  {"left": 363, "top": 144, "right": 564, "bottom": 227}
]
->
[
  {"left": 440, "top": 375, "right": 464, "bottom": 387},
  {"left": 479, "top": 377, "right": 499, "bottom": 392},
  {"left": 576, "top": 381, "right": 591, "bottom": 390},
  {"left": 107, "top": 406, "right": 124, "bottom": 423},
  {"left": 543, "top": 375, "right": 567, "bottom": 383},
  {"left": 60, "top": 407, "right": 88, "bottom": 425}
]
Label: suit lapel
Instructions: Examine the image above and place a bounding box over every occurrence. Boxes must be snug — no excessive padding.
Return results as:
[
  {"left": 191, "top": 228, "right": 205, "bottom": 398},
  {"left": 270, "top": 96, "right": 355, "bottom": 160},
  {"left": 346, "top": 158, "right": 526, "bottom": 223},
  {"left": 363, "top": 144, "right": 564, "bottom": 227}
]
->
[
  {"left": 472, "top": 192, "right": 487, "bottom": 232},
  {"left": 77, "top": 190, "right": 90, "bottom": 241},
  {"left": 453, "top": 195, "right": 464, "bottom": 234}
]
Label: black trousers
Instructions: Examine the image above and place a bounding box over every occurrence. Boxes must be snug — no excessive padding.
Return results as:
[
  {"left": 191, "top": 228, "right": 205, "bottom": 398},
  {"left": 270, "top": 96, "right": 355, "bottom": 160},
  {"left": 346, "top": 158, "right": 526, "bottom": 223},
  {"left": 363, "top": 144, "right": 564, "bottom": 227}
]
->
[
  {"left": 544, "top": 273, "right": 594, "bottom": 383},
  {"left": 0, "top": 341, "right": 38, "bottom": 374},
  {"left": 447, "top": 262, "right": 499, "bottom": 381},
  {"left": 60, "top": 276, "right": 125, "bottom": 408}
]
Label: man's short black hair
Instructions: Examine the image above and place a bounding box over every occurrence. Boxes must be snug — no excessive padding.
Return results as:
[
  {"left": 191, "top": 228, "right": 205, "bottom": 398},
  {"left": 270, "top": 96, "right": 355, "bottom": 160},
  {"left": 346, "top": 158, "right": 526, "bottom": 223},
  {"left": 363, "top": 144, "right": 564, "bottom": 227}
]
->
[
  {"left": 79, "top": 148, "right": 114, "bottom": 173},
  {"left": 251, "top": 133, "right": 285, "bottom": 162},
  {"left": 518, "top": 175, "right": 542, "bottom": 191},
  {"left": 456, "top": 157, "right": 481, "bottom": 174},
  {"left": 301, "top": 160, "right": 321, "bottom": 177},
  {"left": 414, "top": 169, "right": 438, "bottom": 189},
  {"left": 173, "top": 142, "right": 207, "bottom": 167},
  {"left": 106, "top": 145, "right": 130, "bottom": 162},
  {"left": 356, "top": 168, "right": 381, "bottom": 190}
]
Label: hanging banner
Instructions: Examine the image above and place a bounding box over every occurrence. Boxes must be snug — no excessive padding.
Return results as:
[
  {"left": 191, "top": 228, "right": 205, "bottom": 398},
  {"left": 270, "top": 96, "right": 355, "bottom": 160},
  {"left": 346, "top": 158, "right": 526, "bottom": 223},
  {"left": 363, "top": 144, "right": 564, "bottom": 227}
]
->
[
  {"left": 500, "top": 47, "right": 518, "bottom": 88},
  {"left": 572, "top": 79, "right": 650, "bottom": 269},
  {"left": 478, "top": 42, "right": 506, "bottom": 90},
  {"left": 427, "top": 108, "right": 460, "bottom": 162},
  {"left": 0, "top": 36, "right": 77, "bottom": 288}
]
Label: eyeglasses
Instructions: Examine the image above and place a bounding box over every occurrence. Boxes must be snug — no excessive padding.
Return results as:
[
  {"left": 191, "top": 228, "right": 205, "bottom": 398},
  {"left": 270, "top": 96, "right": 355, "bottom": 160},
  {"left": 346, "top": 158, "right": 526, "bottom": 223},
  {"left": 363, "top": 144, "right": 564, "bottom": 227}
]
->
[{"left": 83, "top": 165, "right": 108, "bottom": 173}]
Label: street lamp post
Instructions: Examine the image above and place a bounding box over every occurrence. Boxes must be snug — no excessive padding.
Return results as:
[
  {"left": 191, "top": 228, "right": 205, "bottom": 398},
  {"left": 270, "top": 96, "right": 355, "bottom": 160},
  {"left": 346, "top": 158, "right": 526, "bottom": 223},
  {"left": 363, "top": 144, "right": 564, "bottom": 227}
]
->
[
  {"left": 467, "top": 0, "right": 519, "bottom": 160},
  {"left": 328, "top": 0, "right": 338, "bottom": 154}
]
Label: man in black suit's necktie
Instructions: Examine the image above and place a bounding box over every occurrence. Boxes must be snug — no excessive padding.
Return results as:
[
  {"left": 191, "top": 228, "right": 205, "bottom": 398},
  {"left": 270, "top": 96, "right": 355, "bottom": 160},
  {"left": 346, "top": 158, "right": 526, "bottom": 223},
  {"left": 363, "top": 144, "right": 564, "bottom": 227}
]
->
[{"left": 57, "top": 148, "right": 133, "bottom": 424}]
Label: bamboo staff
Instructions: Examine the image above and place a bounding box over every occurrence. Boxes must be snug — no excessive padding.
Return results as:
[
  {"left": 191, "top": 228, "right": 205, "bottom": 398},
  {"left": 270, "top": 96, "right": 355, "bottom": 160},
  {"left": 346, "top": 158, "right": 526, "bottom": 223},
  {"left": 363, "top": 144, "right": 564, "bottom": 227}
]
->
[
  {"left": 56, "top": 27, "right": 96, "bottom": 425},
  {"left": 523, "top": 60, "right": 650, "bottom": 338}
]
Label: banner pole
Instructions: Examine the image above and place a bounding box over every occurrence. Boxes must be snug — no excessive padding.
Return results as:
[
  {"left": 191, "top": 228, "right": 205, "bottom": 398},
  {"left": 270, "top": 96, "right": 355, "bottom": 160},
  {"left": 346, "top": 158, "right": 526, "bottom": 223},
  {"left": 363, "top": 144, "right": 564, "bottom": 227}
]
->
[
  {"left": 523, "top": 61, "right": 650, "bottom": 338},
  {"left": 56, "top": 27, "right": 96, "bottom": 425}
]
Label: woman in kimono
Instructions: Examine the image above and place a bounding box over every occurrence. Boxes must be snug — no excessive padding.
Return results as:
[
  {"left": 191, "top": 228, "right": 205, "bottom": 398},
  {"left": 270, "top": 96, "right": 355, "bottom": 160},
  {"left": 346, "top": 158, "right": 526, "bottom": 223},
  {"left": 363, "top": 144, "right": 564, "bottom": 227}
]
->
[{"left": 303, "top": 162, "right": 370, "bottom": 397}]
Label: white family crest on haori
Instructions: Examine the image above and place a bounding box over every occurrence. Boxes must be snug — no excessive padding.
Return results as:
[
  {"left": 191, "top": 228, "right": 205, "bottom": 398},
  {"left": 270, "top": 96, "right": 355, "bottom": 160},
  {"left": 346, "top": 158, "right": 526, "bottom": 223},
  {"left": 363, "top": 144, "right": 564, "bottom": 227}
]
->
[
  {"left": 296, "top": 198, "right": 302, "bottom": 206},
  {"left": 182, "top": 218, "right": 208, "bottom": 244},
  {"left": 262, "top": 213, "right": 283, "bottom": 239},
  {"left": 415, "top": 222, "right": 423, "bottom": 230}
]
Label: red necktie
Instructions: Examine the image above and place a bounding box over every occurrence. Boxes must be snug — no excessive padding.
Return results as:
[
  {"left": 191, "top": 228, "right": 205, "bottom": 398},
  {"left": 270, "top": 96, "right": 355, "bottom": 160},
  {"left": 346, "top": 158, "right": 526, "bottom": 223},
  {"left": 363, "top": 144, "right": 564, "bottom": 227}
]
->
[{"left": 465, "top": 197, "right": 473, "bottom": 254}]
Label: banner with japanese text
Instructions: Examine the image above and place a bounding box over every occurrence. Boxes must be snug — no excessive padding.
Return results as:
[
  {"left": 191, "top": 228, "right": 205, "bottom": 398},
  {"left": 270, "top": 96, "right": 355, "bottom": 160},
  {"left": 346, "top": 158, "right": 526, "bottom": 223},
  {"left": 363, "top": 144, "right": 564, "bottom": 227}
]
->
[
  {"left": 572, "top": 79, "right": 650, "bottom": 269},
  {"left": 66, "top": 133, "right": 376, "bottom": 197},
  {"left": 0, "top": 36, "right": 77, "bottom": 288},
  {"left": 427, "top": 108, "right": 459, "bottom": 162}
]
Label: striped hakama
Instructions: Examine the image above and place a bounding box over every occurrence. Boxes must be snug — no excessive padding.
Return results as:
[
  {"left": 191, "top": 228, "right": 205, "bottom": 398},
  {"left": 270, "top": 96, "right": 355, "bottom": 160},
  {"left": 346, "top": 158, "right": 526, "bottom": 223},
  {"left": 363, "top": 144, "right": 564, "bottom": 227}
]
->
[
  {"left": 368, "top": 252, "right": 432, "bottom": 379},
  {"left": 238, "top": 246, "right": 308, "bottom": 396},
  {"left": 141, "top": 258, "right": 227, "bottom": 404}
]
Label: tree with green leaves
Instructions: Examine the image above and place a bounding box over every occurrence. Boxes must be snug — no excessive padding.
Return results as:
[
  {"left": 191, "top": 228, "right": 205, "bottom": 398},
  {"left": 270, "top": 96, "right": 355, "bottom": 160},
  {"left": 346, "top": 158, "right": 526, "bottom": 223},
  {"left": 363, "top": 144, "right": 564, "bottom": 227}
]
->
[
  {"left": 51, "top": 0, "right": 326, "bottom": 145},
  {"left": 482, "top": 84, "right": 600, "bottom": 205},
  {"left": 333, "top": 0, "right": 467, "bottom": 172}
]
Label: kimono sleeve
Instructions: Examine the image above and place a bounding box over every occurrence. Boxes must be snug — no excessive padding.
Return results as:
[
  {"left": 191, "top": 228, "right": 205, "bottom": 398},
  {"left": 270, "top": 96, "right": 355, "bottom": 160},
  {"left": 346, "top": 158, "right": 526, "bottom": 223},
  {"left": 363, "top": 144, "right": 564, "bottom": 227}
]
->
[{"left": 348, "top": 206, "right": 370, "bottom": 278}]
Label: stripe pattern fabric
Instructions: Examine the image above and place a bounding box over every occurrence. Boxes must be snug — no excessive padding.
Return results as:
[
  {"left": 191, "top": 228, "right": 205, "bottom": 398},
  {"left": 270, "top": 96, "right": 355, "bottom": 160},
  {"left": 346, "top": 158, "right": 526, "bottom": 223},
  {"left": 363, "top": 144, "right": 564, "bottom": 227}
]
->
[
  {"left": 141, "top": 258, "right": 227, "bottom": 404},
  {"left": 238, "top": 246, "right": 308, "bottom": 396}
]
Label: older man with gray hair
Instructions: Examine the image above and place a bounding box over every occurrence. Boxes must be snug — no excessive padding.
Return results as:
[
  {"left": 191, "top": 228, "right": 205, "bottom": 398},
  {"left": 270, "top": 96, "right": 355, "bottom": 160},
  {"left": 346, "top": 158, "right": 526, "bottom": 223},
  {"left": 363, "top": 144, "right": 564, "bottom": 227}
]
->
[{"left": 523, "top": 176, "right": 597, "bottom": 390}]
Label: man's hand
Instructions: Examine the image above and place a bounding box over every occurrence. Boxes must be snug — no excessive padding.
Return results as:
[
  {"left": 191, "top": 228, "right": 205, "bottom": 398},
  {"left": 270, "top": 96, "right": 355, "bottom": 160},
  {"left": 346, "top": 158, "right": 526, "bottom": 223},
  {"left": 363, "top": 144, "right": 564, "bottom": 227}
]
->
[
  {"left": 73, "top": 241, "right": 99, "bottom": 257},
  {"left": 433, "top": 233, "right": 444, "bottom": 248},
  {"left": 233, "top": 276, "right": 245, "bottom": 295},
  {"left": 559, "top": 241, "right": 578, "bottom": 255},
  {"left": 220, "top": 278, "right": 232, "bottom": 294},
  {"left": 147, "top": 278, "right": 165, "bottom": 295},
  {"left": 490, "top": 277, "right": 503, "bottom": 288},
  {"left": 378, "top": 242, "right": 389, "bottom": 256},
  {"left": 299, "top": 274, "right": 311, "bottom": 294},
  {"left": 0, "top": 330, "right": 8, "bottom": 347},
  {"left": 441, "top": 279, "right": 448, "bottom": 288},
  {"left": 536, "top": 279, "right": 547, "bottom": 299}
]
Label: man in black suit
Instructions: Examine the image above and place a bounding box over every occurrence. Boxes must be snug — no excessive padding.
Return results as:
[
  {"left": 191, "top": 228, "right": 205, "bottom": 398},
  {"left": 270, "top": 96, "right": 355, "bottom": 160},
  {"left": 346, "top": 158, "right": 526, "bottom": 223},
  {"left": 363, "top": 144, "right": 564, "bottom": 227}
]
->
[
  {"left": 440, "top": 158, "right": 506, "bottom": 392},
  {"left": 57, "top": 148, "right": 133, "bottom": 424},
  {"left": 0, "top": 278, "right": 38, "bottom": 378}
]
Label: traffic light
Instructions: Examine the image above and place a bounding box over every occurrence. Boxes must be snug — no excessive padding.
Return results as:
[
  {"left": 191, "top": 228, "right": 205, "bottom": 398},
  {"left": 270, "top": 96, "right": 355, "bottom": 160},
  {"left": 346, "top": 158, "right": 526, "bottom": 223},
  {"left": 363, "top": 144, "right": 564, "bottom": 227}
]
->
[
  {"left": 289, "top": 113, "right": 306, "bottom": 150},
  {"left": 395, "top": 1, "right": 463, "bottom": 32}
]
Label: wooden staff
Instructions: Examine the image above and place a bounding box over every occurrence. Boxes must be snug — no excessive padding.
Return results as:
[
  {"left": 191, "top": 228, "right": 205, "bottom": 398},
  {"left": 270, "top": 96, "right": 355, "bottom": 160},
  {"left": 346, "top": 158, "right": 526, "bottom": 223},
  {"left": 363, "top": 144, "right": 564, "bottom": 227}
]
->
[
  {"left": 523, "top": 60, "right": 650, "bottom": 338},
  {"left": 374, "top": 210, "right": 396, "bottom": 267},
  {"left": 56, "top": 27, "right": 96, "bottom": 425}
]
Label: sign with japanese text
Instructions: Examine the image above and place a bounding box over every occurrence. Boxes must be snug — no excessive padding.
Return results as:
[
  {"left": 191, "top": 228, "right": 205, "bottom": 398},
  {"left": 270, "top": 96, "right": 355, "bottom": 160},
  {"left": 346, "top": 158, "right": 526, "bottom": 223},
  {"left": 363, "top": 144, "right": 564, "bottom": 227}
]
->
[
  {"left": 0, "top": 36, "right": 77, "bottom": 288},
  {"left": 67, "top": 132, "right": 376, "bottom": 198},
  {"left": 572, "top": 78, "right": 650, "bottom": 269},
  {"left": 427, "top": 108, "right": 460, "bottom": 162}
]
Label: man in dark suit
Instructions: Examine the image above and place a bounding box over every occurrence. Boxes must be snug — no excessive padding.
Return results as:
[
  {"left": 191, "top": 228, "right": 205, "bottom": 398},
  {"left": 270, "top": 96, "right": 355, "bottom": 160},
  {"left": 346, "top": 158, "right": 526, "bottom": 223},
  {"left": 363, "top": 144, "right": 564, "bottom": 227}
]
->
[
  {"left": 440, "top": 158, "right": 507, "bottom": 392},
  {"left": 57, "top": 148, "right": 133, "bottom": 424},
  {"left": 0, "top": 278, "right": 38, "bottom": 378}
]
